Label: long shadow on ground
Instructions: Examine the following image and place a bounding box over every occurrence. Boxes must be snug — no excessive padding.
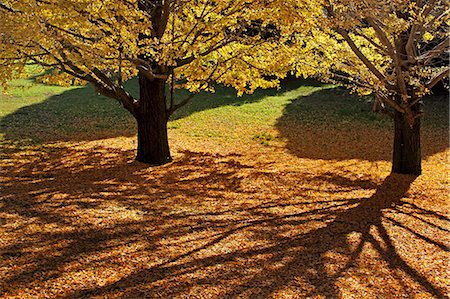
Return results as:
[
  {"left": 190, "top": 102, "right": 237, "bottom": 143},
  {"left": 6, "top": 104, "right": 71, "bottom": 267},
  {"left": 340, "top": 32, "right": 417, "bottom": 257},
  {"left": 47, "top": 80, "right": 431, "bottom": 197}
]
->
[
  {"left": 1, "top": 148, "right": 448, "bottom": 298},
  {"left": 276, "top": 88, "right": 449, "bottom": 161},
  {"left": 0, "top": 79, "right": 313, "bottom": 144}
]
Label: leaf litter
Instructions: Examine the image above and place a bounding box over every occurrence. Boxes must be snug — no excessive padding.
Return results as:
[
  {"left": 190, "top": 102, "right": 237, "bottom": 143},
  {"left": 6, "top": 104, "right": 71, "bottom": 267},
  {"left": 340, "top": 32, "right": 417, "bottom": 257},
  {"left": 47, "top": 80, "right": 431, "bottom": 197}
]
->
[{"left": 0, "top": 124, "right": 449, "bottom": 299}]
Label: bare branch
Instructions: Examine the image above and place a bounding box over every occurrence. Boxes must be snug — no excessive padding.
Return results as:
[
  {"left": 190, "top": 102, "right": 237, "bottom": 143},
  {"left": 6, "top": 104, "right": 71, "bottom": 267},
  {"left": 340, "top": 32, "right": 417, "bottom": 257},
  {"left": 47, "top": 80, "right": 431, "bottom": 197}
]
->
[
  {"left": 366, "top": 17, "right": 409, "bottom": 98},
  {"left": 157, "top": 0, "right": 172, "bottom": 38},
  {"left": 405, "top": 24, "right": 419, "bottom": 62},
  {"left": 131, "top": 58, "right": 169, "bottom": 81},
  {"left": 418, "top": 37, "right": 449, "bottom": 65},
  {"left": 91, "top": 68, "right": 139, "bottom": 114},
  {"left": 422, "top": 0, "right": 437, "bottom": 17},
  {"left": 425, "top": 67, "right": 449, "bottom": 90},
  {"left": 1, "top": 52, "right": 48, "bottom": 60},
  {"left": 50, "top": 44, "right": 139, "bottom": 115},
  {"left": 167, "top": 57, "right": 221, "bottom": 116},
  {"left": 330, "top": 72, "right": 374, "bottom": 90},
  {"left": 353, "top": 29, "right": 386, "bottom": 54},
  {"left": 373, "top": 94, "right": 394, "bottom": 118},
  {"left": 44, "top": 22, "right": 98, "bottom": 42},
  {"left": 376, "top": 92, "right": 406, "bottom": 114},
  {"left": 167, "top": 93, "right": 195, "bottom": 117}
]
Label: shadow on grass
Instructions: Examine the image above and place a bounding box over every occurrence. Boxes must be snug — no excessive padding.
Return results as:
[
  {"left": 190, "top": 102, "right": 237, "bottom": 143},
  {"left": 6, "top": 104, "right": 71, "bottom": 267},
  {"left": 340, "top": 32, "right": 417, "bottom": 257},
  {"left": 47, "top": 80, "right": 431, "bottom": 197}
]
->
[
  {"left": 1, "top": 148, "right": 448, "bottom": 298},
  {"left": 276, "top": 88, "right": 449, "bottom": 161},
  {"left": 170, "top": 78, "right": 323, "bottom": 121},
  {"left": 0, "top": 83, "right": 136, "bottom": 144},
  {"left": 0, "top": 78, "right": 313, "bottom": 144}
]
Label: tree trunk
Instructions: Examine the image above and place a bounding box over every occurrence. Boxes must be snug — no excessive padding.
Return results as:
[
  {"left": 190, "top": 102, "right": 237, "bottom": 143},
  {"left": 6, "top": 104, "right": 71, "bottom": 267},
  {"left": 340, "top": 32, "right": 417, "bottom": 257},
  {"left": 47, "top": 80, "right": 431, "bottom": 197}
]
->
[
  {"left": 135, "top": 74, "right": 172, "bottom": 165},
  {"left": 392, "top": 110, "right": 421, "bottom": 175}
]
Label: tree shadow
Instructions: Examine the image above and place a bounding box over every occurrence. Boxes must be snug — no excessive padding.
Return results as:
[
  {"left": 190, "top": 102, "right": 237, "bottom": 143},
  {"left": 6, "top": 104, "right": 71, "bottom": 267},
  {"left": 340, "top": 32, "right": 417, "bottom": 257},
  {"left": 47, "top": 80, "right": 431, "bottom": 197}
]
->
[
  {"left": 0, "top": 78, "right": 315, "bottom": 144},
  {"left": 170, "top": 78, "right": 323, "bottom": 120},
  {"left": 0, "top": 83, "right": 136, "bottom": 144},
  {"left": 69, "top": 168, "right": 448, "bottom": 298},
  {"left": 1, "top": 147, "right": 448, "bottom": 298},
  {"left": 219, "top": 174, "right": 446, "bottom": 298},
  {"left": 276, "top": 88, "right": 449, "bottom": 161}
]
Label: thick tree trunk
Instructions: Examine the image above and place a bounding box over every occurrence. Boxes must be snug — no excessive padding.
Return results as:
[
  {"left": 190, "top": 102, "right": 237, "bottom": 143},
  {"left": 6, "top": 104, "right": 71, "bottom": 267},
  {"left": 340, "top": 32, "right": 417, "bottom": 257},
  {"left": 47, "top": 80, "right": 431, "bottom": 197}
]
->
[
  {"left": 392, "top": 110, "right": 421, "bottom": 175},
  {"left": 135, "top": 74, "right": 172, "bottom": 165}
]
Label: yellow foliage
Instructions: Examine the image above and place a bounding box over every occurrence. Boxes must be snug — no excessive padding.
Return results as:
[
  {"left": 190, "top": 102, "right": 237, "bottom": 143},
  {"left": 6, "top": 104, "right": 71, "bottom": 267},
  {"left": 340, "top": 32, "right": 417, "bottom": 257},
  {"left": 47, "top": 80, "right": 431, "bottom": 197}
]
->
[
  {"left": 0, "top": 0, "right": 303, "bottom": 97},
  {"left": 0, "top": 0, "right": 448, "bottom": 112},
  {"left": 285, "top": 0, "right": 449, "bottom": 111}
]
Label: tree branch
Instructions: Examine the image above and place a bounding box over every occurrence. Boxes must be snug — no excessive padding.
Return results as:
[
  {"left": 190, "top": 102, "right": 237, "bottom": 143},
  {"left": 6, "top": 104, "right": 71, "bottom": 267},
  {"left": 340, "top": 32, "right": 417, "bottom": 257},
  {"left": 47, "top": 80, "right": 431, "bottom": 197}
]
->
[
  {"left": 353, "top": 29, "right": 386, "bottom": 54},
  {"left": 174, "top": 38, "right": 235, "bottom": 68},
  {"left": 405, "top": 24, "right": 419, "bottom": 61},
  {"left": 376, "top": 92, "right": 406, "bottom": 114},
  {"left": 418, "top": 37, "right": 449, "bottom": 65},
  {"left": 373, "top": 94, "right": 394, "bottom": 119},
  {"left": 167, "top": 93, "right": 195, "bottom": 117},
  {"left": 156, "top": 0, "right": 172, "bottom": 38},
  {"left": 44, "top": 22, "right": 98, "bottom": 42},
  {"left": 91, "top": 68, "right": 139, "bottom": 115},
  {"left": 425, "top": 67, "right": 449, "bottom": 90},
  {"left": 167, "top": 58, "right": 221, "bottom": 117},
  {"left": 336, "top": 28, "right": 397, "bottom": 91},
  {"left": 366, "top": 17, "right": 409, "bottom": 99},
  {"left": 131, "top": 58, "right": 169, "bottom": 81}
]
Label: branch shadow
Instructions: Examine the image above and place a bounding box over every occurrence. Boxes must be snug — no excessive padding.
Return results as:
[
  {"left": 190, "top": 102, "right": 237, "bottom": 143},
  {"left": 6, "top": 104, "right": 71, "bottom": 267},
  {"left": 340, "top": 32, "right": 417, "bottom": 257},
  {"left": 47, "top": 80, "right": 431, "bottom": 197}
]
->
[
  {"left": 276, "top": 88, "right": 449, "bottom": 161},
  {"left": 2, "top": 147, "right": 447, "bottom": 298},
  {"left": 63, "top": 172, "right": 448, "bottom": 298},
  {"left": 221, "top": 174, "right": 447, "bottom": 298}
]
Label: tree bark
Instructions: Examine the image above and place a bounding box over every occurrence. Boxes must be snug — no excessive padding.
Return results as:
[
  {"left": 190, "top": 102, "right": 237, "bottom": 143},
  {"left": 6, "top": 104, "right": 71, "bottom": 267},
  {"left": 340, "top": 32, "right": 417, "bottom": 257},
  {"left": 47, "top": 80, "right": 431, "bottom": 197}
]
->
[
  {"left": 135, "top": 74, "right": 172, "bottom": 165},
  {"left": 392, "top": 109, "right": 421, "bottom": 175}
]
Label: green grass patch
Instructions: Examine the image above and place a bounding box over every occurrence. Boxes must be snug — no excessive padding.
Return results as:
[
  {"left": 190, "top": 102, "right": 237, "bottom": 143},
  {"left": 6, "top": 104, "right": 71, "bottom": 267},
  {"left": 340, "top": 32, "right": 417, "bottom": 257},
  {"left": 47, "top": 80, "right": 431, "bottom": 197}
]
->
[{"left": 1, "top": 74, "right": 448, "bottom": 150}]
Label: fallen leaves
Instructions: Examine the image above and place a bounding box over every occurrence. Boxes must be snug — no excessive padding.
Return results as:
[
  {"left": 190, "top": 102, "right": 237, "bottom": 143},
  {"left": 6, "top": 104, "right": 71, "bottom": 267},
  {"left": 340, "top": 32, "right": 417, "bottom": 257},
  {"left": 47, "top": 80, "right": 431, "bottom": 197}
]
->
[{"left": 1, "top": 134, "right": 448, "bottom": 298}]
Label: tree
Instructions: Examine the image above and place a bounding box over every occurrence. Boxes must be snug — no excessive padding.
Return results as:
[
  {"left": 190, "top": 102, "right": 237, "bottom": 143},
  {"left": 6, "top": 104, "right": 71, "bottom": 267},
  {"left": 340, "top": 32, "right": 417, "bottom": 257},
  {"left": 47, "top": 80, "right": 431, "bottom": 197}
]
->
[
  {"left": 291, "top": 0, "right": 449, "bottom": 175},
  {"left": 0, "top": 0, "right": 292, "bottom": 165}
]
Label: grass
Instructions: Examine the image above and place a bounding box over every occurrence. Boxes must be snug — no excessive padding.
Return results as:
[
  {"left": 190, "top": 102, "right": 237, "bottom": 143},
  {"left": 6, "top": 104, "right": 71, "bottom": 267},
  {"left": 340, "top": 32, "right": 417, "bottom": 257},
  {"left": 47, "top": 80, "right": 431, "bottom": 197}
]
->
[
  {"left": 0, "top": 76, "right": 449, "bottom": 299},
  {"left": 0, "top": 79, "right": 135, "bottom": 145},
  {"left": 2, "top": 76, "right": 447, "bottom": 145},
  {"left": 0, "top": 78, "right": 72, "bottom": 116}
]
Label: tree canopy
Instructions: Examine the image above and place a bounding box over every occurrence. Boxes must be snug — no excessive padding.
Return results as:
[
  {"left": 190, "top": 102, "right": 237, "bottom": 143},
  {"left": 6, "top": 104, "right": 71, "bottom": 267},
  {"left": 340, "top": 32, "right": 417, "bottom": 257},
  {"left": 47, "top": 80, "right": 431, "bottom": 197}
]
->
[
  {"left": 290, "top": 0, "right": 449, "bottom": 124},
  {"left": 0, "top": 0, "right": 306, "bottom": 109}
]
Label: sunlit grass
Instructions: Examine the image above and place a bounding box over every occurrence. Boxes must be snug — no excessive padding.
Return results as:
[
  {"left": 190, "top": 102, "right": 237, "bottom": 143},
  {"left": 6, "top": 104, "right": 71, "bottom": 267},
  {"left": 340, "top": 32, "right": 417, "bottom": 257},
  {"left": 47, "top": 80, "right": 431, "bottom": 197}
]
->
[
  {"left": 0, "top": 78, "right": 75, "bottom": 116},
  {"left": 3, "top": 76, "right": 446, "bottom": 148}
]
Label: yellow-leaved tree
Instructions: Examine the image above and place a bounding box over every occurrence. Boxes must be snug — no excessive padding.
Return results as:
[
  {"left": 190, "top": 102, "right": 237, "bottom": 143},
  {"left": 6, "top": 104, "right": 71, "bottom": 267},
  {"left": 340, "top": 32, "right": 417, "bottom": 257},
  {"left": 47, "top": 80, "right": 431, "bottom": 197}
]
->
[
  {"left": 290, "top": 0, "right": 449, "bottom": 175},
  {"left": 0, "top": 0, "right": 301, "bottom": 165}
]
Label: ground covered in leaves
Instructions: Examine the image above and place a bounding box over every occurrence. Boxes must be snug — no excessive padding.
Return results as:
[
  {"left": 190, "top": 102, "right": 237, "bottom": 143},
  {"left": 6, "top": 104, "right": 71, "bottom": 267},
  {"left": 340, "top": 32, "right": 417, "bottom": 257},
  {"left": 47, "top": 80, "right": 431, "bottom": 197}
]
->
[{"left": 1, "top": 80, "right": 449, "bottom": 298}]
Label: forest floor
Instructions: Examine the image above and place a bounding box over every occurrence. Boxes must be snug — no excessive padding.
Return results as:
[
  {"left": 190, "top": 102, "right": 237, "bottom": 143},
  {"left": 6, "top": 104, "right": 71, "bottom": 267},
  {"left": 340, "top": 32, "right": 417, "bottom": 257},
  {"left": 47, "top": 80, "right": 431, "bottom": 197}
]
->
[{"left": 1, "top": 77, "right": 449, "bottom": 298}]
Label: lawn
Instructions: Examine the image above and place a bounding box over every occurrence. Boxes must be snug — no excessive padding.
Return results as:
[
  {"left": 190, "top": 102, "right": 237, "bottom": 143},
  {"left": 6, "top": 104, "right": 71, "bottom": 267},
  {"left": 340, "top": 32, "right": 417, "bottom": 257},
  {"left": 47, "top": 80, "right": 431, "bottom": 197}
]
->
[{"left": 0, "top": 77, "right": 449, "bottom": 298}]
